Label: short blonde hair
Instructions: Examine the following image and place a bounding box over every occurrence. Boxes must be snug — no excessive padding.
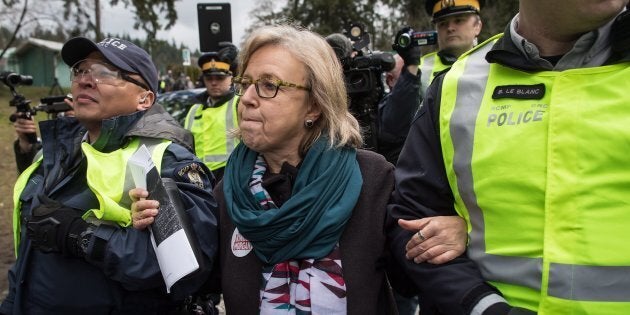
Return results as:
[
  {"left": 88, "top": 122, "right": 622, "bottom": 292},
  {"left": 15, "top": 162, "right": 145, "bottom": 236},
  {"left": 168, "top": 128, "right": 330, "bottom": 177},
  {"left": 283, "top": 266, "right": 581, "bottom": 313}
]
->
[{"left": 236, "top": 24, "right": 362, "bottom": 156}]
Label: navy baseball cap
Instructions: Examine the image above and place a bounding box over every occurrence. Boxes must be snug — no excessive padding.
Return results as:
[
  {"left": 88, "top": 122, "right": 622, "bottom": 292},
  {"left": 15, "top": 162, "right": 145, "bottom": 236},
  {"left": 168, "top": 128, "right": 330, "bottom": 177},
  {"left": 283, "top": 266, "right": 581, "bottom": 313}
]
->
[{"left": 61, "top": 37, "right": 158, "bottom": 94}]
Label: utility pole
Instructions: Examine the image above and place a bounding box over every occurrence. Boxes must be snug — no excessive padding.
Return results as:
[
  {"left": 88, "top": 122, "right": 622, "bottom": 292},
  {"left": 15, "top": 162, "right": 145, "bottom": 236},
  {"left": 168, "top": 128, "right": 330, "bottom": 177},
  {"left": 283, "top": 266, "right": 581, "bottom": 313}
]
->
[{"left": 95, "top": 0, "right": 102, "bottom": 41}]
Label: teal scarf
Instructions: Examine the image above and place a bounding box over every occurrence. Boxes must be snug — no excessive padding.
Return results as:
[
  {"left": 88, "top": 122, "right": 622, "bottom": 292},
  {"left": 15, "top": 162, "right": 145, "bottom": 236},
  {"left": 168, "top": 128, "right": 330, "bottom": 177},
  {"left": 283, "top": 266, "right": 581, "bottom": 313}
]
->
[{"left": 224, "top": 137, "right": 362, "bottom": 265}]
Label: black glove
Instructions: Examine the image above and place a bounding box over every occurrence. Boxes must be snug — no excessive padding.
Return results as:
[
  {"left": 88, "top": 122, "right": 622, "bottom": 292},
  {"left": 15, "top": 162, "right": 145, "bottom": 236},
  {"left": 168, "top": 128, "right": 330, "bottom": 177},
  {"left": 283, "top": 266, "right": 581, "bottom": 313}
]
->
[
  {"left": 27, "top": 195, "right": 90, "bottom": 257},
  {"left": 392, "top": 26, "right": 422, "bottom": 66}
]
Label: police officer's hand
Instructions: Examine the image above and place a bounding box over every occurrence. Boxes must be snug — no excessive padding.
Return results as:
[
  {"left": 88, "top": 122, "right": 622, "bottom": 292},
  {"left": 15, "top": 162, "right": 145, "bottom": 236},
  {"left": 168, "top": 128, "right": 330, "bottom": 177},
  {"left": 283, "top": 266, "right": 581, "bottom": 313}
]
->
[
  {"left": 27, "top": 195, "right": 89, "bottom": 257},
  {"left": 398, "top": 215, "right": 467, "bottom": 264},
  {"left": 392, "top": 26, "right": 422, "bottom": 66},
  {"left": 129, "top": 187, "right": 159, "bottom": 230}
]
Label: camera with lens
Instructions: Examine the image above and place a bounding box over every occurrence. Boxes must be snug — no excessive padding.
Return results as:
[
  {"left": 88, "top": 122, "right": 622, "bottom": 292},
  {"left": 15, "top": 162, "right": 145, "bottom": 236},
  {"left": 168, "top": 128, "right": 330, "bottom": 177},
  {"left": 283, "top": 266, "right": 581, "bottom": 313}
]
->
[
  {"left": 35, "top": 95, "right": 73, "bottom": 115},
  {"left": 1, "top": 71, "right": 72, "bottom": 143},
  {"left": 394, "top": 29, "right": 438, "bottom": 49},
  {"left": 329, "top": 23, "right": 396, "bottom": 150},
  {"left": 1, "top": 71, "right": 33, "bottom": 88},
  {"left": 336, "top": 23, "right": 395, "bottom": 98},
  {"left": 342, "top": 53, "right": 395, "bottom": 95},
  {"left": 1, "top": 71, "right": 37, "bottom": 122}
]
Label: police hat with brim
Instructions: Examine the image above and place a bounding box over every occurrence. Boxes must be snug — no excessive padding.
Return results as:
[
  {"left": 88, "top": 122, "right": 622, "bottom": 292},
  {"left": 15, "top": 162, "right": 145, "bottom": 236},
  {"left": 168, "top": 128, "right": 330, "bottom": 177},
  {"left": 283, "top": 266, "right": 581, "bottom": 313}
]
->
[
  {"left": 61, "top": 37, "right": 158, "bottom": 93},
  {"left": 425, "top": 0, "right": 483, "bottom": 23},
  {"left": 198, "top": 52, "right": 232, "bottom": 77}
]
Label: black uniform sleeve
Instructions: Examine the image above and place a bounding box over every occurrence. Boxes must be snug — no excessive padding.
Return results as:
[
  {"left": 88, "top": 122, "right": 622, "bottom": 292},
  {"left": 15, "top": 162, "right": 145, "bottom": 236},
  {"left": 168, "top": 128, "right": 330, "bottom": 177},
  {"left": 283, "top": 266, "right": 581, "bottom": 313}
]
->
[
  {"left": 14, "top": 139, "right": 42, "bottom": 173},
  {"left": 386, "top": 74, "right": 504, "bottom": 315},
  {"left": 377, "top": 68, "right": 422, "bottom": 163}
]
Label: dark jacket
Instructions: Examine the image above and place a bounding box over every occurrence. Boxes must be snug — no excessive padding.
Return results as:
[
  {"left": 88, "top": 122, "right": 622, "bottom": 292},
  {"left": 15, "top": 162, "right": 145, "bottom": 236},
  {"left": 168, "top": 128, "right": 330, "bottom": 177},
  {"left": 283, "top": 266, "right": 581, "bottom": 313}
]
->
[
  {"left": 13, "top": 139, "right": 41, "bottom": 173},
  {"left": 1, "top": 104, "right": 219, "bottom": 315},
  {"left": 215, "top": 149, "right": 397, "bottom": 315},
  {"left": 387, "top": 11, "right": 630, "bottom": 315},
  {"left": 194, "top": 89, "right": 235, "bottom": 109},
  {"left": 377, "top": 68, "right": 422, "bottom": 164}
]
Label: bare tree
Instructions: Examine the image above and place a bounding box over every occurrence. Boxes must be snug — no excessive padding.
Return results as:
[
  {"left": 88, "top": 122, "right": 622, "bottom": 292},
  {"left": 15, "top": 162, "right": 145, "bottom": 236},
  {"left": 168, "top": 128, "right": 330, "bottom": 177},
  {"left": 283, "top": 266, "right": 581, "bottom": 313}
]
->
[{"left": 0, "top": 0, "right": 180, "bottom": 48}]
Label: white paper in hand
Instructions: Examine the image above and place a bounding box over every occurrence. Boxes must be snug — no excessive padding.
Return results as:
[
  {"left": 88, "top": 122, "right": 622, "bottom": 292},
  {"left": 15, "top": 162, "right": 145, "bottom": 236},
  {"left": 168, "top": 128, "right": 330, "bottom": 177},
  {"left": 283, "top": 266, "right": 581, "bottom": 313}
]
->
[{"left": 128, "top": 144, "right": 199, "bottom": 293}]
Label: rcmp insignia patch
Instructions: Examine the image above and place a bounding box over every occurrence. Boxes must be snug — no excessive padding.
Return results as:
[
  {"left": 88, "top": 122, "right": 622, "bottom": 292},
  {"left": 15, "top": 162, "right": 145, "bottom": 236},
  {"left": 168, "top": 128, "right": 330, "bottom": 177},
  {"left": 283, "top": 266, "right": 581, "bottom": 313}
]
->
[{"left": 176, "top": 162, "right": 207, "bottom": 189}]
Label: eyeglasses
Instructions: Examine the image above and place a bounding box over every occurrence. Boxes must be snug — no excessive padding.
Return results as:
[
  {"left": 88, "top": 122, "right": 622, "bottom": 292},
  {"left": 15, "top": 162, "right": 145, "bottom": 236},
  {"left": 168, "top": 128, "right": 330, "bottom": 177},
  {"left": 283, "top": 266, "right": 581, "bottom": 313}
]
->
[
  {"left": 232, "top": 76, "right": 310, "bottom": 99},
  {"left": 70, "top": 59, "right": 149, "bottom": 90}
]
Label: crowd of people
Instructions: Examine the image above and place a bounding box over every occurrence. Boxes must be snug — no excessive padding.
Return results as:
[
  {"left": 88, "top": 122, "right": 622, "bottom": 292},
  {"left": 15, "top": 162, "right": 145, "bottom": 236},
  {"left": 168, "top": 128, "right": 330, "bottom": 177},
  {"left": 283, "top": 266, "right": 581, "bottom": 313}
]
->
[{"left": 3, "top": 0, "right": 630, "bottom": 314}]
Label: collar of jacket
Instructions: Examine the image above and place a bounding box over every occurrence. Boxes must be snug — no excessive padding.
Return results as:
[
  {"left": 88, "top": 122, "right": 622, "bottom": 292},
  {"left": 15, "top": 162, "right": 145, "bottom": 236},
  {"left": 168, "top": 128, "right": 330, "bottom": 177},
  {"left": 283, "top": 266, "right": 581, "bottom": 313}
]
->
[
  {"left": 91, "top": 109, "right": 145, "bottom": 152},
  {"left": 610, "top": 9, "right": 630, "bottom": 63},
  {"left": 199, "top": 89, "right": 235, "bottom": 109},
  {"left": 486, "top": 11, "right": 627, "bottom": 71},
  {"left": 437, "top": 50, "right": 458, "bottom": 65},
  {"left": 485, "top": 20, "right": 558, "bottom": 72},
  {"left": 92, "top": 103, "right": 193, "bottom": 153},
  {"left": 125, "top": 103, "right": 195, "bottom": 152}
]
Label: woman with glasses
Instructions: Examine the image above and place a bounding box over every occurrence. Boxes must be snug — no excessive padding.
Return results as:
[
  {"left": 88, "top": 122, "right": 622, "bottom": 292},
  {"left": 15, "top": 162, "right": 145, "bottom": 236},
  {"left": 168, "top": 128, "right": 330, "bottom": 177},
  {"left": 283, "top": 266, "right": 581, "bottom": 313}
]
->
[
  {"left": 224, "top": 24, "right": 398, "bottom": 314},
  {"left": 133, "top": 24, "right": 397, "bottom": 314}
]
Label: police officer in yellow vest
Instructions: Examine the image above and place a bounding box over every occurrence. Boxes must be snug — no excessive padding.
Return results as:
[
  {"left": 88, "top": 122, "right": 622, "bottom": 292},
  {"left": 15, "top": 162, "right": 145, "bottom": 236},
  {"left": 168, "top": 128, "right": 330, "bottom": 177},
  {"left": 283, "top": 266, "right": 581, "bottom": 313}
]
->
[
  {"left": 184, "top": 43, "right": 239, "bottom": 182},
  {"left": 0, "top": 37, "right": 219, "bottom": 314},
  {"left": 378, "top": 0, "right": 483, "bottom": 165},
  {"left": 419, "top": 0, "right": 483, "bottom": 95},
  {"left": 388, "top": 1, "right": 630, "bottom": 314}
]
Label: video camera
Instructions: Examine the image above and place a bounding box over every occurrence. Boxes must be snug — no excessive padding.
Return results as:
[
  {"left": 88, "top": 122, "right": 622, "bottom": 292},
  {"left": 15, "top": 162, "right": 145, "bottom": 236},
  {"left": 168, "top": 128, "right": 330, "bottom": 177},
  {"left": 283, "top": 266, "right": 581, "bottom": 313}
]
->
[
  {"left": 1, "top": 71, "right": 73, "bottom": 143},
  {"left": 329, "top": 23, "right": 396, "bottom": 150},
  {"left": 35, "top": 95, "right": 73, "bottom": 115},
  {"left": 394, "top": 29, "right": 438, "bottom": 49},
  {"left": 343, "top": 52, "right": 395, "bottom": 95},
  {"left": 1, "top": 71, "right": 33, "bottom": 88}
]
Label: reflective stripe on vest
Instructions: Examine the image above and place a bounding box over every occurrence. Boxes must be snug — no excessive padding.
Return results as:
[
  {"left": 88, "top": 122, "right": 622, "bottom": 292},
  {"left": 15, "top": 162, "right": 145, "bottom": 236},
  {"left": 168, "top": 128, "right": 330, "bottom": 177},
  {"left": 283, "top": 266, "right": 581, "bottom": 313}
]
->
[
  {"left": 440, "top": 32, "right": 630, "bottom": 313},
  {"left": 420, "top": 52, "right": 450, "bottom": 96},
  {"left": 184, "top": 96, "right": 239, "bottom": 171},
  {"left": 12, "top": 138, "right": 170, "bottom": 256}
]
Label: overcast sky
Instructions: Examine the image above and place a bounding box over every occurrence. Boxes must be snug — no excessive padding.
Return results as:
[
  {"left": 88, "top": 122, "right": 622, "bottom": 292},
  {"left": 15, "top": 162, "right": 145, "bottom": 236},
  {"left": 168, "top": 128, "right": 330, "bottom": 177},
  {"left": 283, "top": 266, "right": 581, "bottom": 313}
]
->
[{"left": 101, "top": 1, "right": 256, "bottom": 51}]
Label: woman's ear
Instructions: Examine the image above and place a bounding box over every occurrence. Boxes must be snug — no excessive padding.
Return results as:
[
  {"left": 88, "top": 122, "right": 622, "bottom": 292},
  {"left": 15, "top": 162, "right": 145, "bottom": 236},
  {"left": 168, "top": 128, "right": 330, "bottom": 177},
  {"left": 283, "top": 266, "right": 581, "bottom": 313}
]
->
[{"left": 306, "top": 103, "right": 322, "bottom": 123}]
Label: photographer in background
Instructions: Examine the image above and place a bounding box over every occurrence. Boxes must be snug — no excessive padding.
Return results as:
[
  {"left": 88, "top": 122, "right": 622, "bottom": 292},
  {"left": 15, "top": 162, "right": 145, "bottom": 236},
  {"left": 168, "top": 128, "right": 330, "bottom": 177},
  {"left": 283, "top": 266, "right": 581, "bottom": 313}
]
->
[
  {"left": 378, "top": 0, "right": 483, "bottom": 166},
  {"left": 13, "top": 116, "right": 40, "bottom": 172},
  {"left": 378, "top": 29, "right": 423, "bottom": 164},
  {"left": 325, "top": 32, "right": 395, "bottom": 152},
  {"left": 13, "top": 95, "right": 74, "bottom": 173}
]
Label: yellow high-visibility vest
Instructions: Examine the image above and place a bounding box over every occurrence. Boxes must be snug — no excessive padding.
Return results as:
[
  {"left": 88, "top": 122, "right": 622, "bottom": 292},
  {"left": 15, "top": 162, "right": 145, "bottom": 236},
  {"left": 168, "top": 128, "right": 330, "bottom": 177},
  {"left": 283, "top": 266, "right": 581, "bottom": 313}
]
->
[
  {"left": 440, "top": 33, "right": 630, "bottom": 314},
  {"left": 13, "top": 138, "right": 170, "bottom": 256},
  {"left": 184, "top": 96, "right": 239, "bottom": 171},
  {"left": 419, "top": 51, "right": 451, "bottom": 95}
]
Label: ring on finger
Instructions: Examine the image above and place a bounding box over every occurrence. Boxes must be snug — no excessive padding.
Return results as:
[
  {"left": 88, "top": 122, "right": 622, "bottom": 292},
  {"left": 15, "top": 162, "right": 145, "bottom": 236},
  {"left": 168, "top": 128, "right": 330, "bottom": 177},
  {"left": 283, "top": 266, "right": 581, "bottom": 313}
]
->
[{"left": 417, "top": 229, "right": 426, "bottom": 241}]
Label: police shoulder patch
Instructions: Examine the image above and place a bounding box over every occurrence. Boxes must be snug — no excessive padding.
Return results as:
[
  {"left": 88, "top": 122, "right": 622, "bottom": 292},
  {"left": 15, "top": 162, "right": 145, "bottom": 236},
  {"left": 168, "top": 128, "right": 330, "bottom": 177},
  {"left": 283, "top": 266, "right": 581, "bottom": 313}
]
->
[{"left": 174, "top": 162, "right": 208, "bottom": 189}]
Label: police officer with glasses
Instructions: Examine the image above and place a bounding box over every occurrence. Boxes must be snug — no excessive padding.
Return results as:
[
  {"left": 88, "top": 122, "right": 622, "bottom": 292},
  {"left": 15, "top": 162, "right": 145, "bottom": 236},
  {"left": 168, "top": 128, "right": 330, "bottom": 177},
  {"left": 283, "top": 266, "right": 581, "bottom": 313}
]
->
[{"left": 1, "top": 37, "right": 218, "bottom": 314}]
